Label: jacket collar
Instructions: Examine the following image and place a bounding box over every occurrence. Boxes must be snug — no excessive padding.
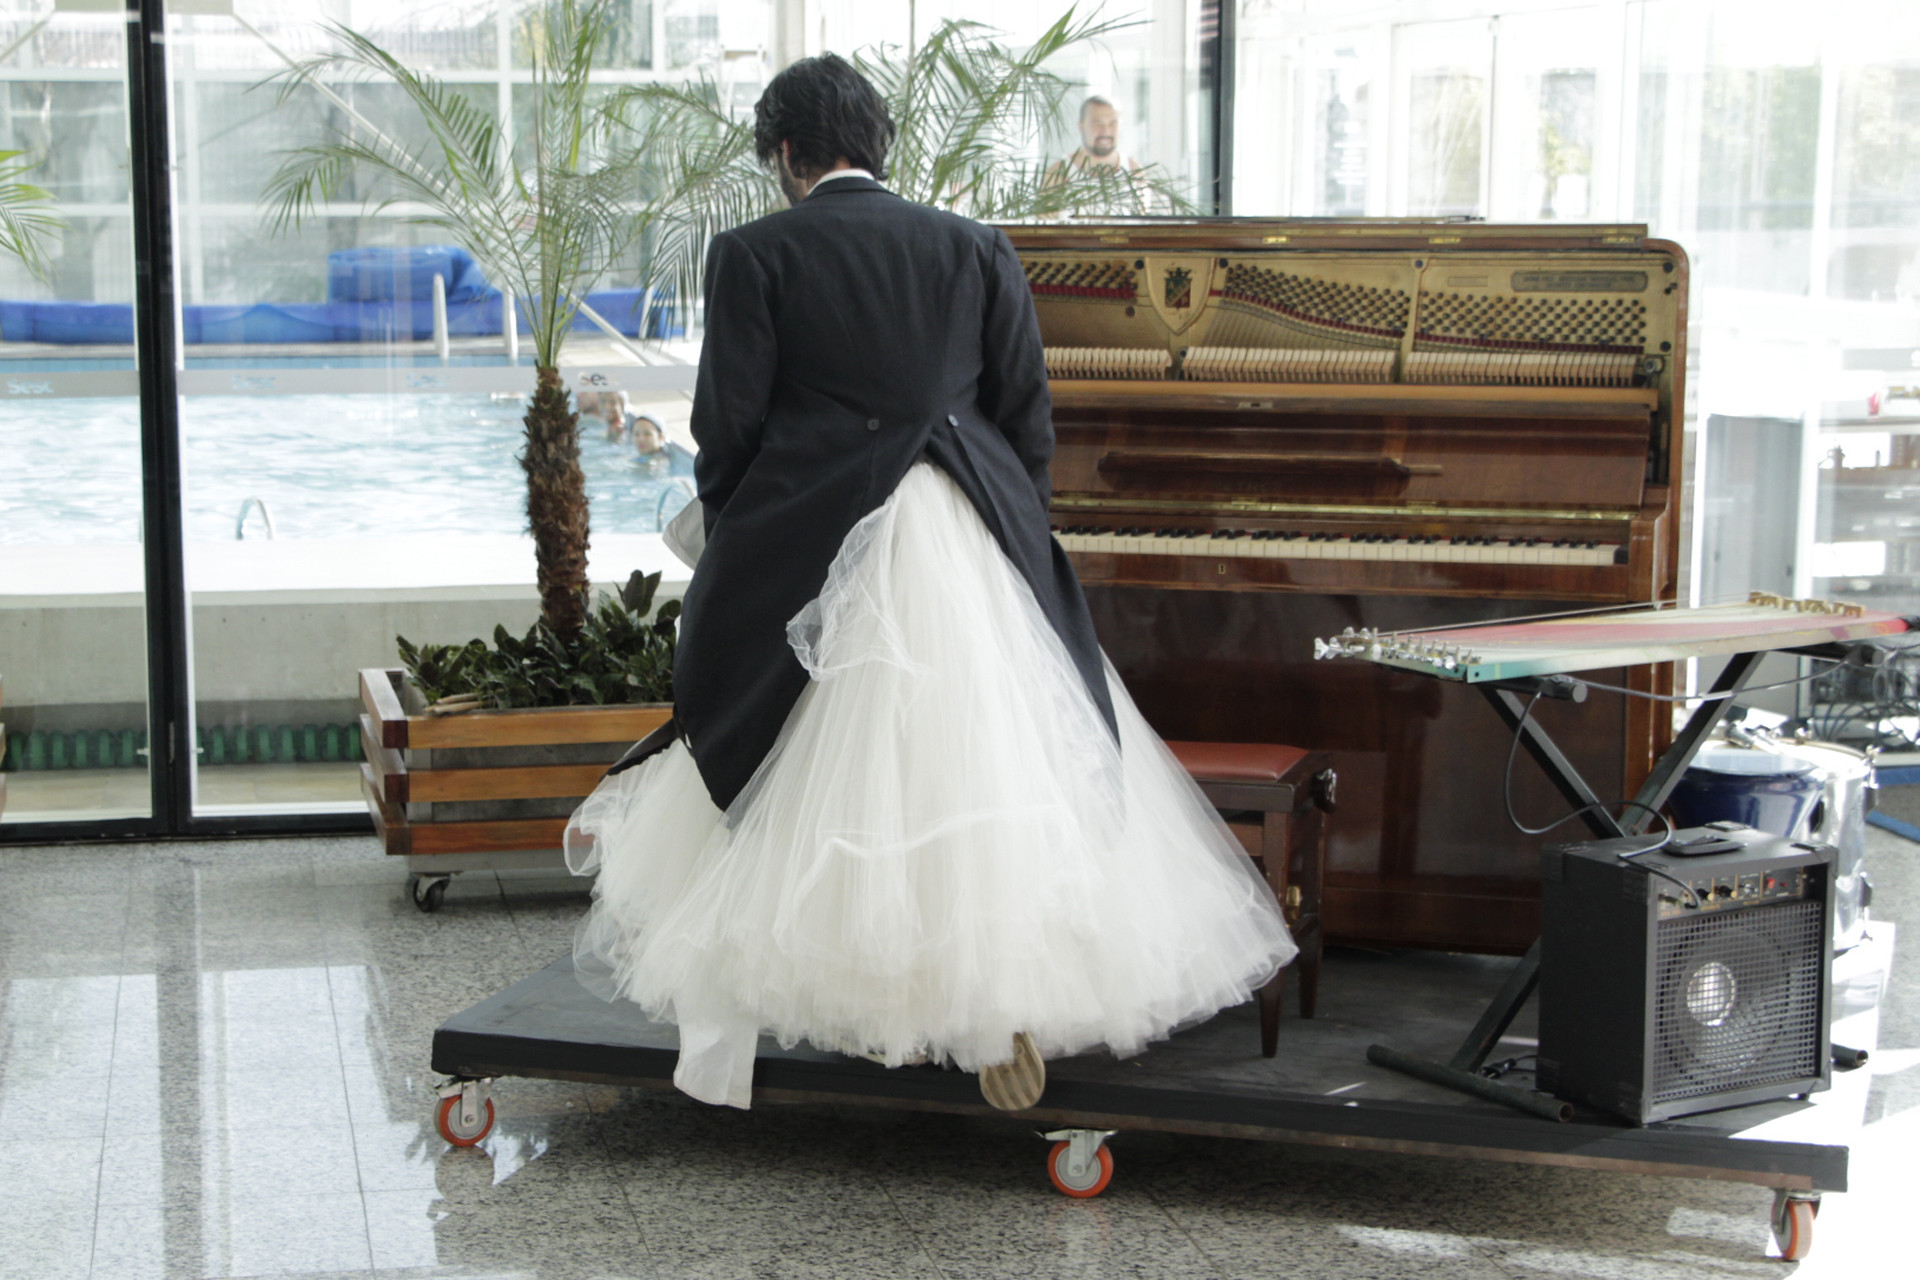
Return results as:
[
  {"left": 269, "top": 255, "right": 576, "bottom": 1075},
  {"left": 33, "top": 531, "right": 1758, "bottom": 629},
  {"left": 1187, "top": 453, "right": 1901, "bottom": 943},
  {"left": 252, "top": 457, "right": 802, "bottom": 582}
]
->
[{"left": 804, "top": 174, "right": 887, "bottom": 199}]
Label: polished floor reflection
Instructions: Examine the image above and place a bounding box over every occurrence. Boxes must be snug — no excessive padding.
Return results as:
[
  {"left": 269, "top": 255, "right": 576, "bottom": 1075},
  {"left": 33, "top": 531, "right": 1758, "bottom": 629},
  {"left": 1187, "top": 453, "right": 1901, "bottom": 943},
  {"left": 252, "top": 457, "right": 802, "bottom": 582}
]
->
[{"left": 1, "top": 830, "right": 1915, "bottom": 1279}]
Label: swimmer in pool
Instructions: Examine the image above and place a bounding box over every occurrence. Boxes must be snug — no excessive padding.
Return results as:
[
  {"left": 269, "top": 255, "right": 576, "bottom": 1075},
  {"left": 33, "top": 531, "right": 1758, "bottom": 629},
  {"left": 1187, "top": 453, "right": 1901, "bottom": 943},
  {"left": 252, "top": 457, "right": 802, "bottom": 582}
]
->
[
  {"left": 629, "top": 413, "right": 695, "bottom": 479},
  {"left": 631, "top": 413, "right": 666, "bottom": 456},
  {"left": 632, "top": 413, "right": 671, "bottom": 476},
  {"left": 600, "top": 391, "right": 632, "bottom": 442}
]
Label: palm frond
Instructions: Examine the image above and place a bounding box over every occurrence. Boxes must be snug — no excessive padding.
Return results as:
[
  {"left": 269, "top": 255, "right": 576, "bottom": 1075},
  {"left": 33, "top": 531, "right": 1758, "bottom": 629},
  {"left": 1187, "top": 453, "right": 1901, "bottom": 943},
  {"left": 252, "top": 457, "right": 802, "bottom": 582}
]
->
[
  {"left": 610, "top": 6, "right": 1193, "bottom": 310},
  {"left": 0, "top": 149, "right": 63, "bottom": 281},
  {"left": 598, "top": 77, "right": 781, "bottom": 325},
  {"left": 258, "top": 0, "right": 644, "bottom": 370}
]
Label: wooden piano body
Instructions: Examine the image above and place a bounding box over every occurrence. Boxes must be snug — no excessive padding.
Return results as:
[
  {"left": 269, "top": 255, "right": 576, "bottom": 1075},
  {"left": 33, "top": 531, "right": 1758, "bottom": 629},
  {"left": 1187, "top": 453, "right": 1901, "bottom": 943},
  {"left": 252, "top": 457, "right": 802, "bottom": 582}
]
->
[{"left": 1002, "top": 220, "right": 1687, "bottom": 954}]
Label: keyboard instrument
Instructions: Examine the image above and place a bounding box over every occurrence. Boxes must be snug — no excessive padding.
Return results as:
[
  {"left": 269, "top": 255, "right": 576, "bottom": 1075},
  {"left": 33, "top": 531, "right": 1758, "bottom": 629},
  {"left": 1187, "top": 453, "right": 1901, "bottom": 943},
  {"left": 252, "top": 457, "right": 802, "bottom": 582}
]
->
[{"left": 1003, "top": 219, "right": 1688, "bottom": 953}]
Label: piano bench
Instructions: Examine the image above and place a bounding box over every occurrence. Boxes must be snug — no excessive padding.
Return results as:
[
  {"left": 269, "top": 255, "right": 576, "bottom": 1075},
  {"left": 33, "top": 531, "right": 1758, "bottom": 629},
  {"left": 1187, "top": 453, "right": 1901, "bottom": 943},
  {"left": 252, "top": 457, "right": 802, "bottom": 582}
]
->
[{"left": 1165, "top": 741, "right": 1337, "bottom": 1058}]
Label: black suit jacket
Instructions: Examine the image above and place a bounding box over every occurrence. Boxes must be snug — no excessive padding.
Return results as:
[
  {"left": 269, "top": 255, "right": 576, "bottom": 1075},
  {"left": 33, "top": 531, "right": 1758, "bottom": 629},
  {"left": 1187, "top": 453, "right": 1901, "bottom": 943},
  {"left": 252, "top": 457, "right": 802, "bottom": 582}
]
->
[{"left": 673, "top": 176, "right": 1117, "bottom": 810}]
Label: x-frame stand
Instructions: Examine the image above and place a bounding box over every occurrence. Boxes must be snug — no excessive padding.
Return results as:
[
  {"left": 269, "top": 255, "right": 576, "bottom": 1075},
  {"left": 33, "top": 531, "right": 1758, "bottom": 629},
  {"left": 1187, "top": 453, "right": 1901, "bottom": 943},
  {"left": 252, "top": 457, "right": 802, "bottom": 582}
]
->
[{"left": 1367, "top": 648, "right": 1775, "bottom": 1120}]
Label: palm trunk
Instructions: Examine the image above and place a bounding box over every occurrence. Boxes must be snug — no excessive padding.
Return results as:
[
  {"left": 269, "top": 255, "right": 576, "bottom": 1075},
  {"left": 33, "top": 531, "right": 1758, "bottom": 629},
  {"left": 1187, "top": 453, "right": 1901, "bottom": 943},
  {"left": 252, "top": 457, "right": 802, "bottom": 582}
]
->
[{"left": 522, "top": 365, "right": 591, "bottom": 636}]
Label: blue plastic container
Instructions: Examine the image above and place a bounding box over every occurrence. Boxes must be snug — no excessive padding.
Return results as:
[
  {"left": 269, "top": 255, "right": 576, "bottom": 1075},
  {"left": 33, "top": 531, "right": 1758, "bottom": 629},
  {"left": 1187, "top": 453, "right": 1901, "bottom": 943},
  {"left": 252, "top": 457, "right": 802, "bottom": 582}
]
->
[
  {"left": 326, "top": 245, "right": 490, "bottom": 305},
  {"left": 1667, "top": 743, "right": 1824, "bottom": 836}
]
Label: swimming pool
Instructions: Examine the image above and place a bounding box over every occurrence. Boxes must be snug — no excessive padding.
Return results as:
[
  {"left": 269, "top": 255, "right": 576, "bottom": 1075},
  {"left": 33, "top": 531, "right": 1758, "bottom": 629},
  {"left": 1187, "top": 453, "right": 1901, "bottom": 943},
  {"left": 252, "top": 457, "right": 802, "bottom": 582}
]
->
[{"left": 1, "top": 392, "right": 695, "bottom": 546}]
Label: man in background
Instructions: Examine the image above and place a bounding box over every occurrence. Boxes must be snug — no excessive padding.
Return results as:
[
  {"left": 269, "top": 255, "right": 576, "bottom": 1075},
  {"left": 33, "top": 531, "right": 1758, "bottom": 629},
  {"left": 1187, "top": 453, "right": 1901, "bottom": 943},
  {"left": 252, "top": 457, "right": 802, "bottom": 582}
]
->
[{"left": 1043, "top": 95, "right": 1151, "bottom": 212}]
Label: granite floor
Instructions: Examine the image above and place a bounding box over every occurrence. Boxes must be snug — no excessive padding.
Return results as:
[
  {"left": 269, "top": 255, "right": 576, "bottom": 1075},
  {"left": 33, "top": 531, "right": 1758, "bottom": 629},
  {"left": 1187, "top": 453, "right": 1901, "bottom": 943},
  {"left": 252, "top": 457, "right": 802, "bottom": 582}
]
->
[{"left": 1, "top": 828, "right": 1914, "bottom": 1280}]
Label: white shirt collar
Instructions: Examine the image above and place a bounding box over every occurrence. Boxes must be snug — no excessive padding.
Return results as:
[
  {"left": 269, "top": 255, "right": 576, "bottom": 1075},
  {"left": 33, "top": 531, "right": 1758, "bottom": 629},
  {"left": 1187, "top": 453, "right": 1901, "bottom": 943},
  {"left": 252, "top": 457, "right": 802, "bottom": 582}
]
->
[{"left": 809, "top": 168, "right": 875, "bottom": 192}]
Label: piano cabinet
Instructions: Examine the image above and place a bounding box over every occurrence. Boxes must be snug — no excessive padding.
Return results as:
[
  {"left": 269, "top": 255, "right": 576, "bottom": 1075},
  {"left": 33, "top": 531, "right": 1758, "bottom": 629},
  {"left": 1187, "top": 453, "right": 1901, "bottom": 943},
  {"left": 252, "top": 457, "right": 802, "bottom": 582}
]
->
[
  {"left": 1088, "top": 587, "right": 1664, "bottom": 954},
  {"left": 1009, "top": 219, "right": 1688, "bottom": 954}
]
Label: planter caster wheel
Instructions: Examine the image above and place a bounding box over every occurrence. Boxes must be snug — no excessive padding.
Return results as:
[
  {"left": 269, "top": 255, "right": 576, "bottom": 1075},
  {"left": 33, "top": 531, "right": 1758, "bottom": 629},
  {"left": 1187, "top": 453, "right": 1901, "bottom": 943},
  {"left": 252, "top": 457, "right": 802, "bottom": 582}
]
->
[
  {"left": 1042, "top": 1129, "right": 1115, "bottom": 1198},
  {"left": 410, "top": 874, "right": 450, "bottom": 913},
  {"left": 1771, "top": 1190, "right": 1819, "bottom": 1261},
  {"left": 435, "top": 1078, "right": 495, "bottom": 1146}
]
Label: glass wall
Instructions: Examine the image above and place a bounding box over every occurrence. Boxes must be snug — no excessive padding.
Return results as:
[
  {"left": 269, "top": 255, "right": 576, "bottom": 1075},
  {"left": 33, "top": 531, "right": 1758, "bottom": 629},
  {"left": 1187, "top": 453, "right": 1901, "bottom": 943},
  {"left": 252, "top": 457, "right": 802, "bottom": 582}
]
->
[
  {"left": 163, "top": 2, "right": 742, "bottom": 818},
  {"left": 1234, "top": 0, "right": 1920, "bottom": 621},
  {"left": 3, "top": 0, "right": 1214, "bottom": 834},
  {"left": 1, "top": 0, "right": 772, "bottom": 830},
  {"left": 0, "top": 1, "right": 151, "bottom": 826},
  {"left": 809, "top": 0, "right": 1220, "bottom": 209}
]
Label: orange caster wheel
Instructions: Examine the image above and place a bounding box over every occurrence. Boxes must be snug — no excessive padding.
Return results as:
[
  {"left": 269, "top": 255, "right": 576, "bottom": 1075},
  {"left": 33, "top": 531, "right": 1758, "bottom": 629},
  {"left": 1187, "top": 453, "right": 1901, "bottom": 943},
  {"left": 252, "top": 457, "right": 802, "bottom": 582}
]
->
[
  {"left": 1045, "top": 1131, "right": 1115, "bottom": 1198},
  {"left": 1771, "top": 1191, "right": 1818, "bottom": 1261},
  {"left": 436, "top": 1086, "right": 495, "bottom": 1147}
]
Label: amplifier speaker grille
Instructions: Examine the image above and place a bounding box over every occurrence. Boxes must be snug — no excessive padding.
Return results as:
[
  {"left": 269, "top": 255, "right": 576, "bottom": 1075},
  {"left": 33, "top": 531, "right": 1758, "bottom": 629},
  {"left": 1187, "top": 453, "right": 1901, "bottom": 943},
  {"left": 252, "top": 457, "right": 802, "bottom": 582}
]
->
[{"left": 1651, "top": 899, "right": 1825, "bottom": 1104}]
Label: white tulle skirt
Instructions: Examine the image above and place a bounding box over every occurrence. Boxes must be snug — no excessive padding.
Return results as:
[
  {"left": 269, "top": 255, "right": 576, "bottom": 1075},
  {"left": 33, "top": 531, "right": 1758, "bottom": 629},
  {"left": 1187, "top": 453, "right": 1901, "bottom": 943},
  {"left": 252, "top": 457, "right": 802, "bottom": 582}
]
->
[{"left": 565, "top": 463, "right": 1295, "bottom": 1108}]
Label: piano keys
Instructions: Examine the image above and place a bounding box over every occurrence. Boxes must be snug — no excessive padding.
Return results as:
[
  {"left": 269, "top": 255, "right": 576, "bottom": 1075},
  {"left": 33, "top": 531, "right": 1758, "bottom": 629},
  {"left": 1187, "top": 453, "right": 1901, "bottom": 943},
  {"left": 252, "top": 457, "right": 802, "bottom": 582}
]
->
[
  {"left": 1053, "top": 526, "right": 1626, "bottom": 569},
  {"left": 1003, "top": 218, "right": 1688, "bottom": 954}
]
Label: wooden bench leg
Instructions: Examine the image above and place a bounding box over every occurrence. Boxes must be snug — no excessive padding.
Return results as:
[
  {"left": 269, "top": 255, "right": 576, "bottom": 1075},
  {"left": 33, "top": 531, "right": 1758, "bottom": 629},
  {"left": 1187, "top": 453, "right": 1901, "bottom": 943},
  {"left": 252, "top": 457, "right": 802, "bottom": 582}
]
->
[
  {"left": 1258, "top": 969, "right": 1284, "bottom": 1058},
  {"left": 1296, "top": 921, "right": 1323, "bottom": 1021},
  {"left": 1259, "top": 810, "right": 1292, "bottom": 1057},
  {"left": 1296, "top": 803, "right": 1327, "bottom": 1021}
]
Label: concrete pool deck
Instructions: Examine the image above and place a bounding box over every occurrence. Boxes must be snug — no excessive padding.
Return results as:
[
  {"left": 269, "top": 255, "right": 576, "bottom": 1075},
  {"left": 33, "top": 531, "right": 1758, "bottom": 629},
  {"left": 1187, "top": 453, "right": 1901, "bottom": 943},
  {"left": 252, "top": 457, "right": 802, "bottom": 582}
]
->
[
  {"left": 1, "top": 761, "right": 364, "bottom": 823},
  {"left": 1, "top": 533, "right": 693, "bottom": 730}
]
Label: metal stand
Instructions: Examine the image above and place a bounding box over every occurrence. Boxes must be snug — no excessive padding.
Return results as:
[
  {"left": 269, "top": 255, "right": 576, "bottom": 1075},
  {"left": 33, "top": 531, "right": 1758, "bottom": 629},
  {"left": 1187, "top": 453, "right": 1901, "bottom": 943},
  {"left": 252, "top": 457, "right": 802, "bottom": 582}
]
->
[{"left": 1368, "top": 650, "right": 1768, "bottom": 1118}]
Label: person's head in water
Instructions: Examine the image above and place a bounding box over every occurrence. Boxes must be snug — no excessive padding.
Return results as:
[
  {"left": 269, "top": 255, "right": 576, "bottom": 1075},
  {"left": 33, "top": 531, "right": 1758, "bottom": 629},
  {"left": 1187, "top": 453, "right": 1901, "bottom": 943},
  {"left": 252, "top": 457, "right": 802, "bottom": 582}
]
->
[
  {"left": 631, "top": 414, "right": 666, "bottom": 457},
  {"left": 1078, "top": 96, "right": 1122, "bottom": 160},
  {"left": 753, "top": 54, "right": 895, "bottom": 206},
  {"left": 600, "top": 390, "right": 631, "bottom": 441}
]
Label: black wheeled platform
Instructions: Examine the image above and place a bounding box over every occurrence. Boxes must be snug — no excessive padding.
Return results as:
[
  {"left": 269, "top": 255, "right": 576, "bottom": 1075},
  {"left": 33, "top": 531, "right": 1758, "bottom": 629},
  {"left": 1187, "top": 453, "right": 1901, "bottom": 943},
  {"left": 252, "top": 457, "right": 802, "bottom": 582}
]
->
[{"left": 431, "top": 932, "right": 1890, "bottom": 1212}]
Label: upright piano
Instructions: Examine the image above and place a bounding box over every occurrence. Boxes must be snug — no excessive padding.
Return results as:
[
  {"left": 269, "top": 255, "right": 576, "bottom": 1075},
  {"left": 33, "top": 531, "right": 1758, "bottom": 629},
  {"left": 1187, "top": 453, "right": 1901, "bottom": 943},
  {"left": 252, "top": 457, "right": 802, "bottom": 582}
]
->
[{"left": 1002, "top": 220, "right": 1687, "bottom": 954}]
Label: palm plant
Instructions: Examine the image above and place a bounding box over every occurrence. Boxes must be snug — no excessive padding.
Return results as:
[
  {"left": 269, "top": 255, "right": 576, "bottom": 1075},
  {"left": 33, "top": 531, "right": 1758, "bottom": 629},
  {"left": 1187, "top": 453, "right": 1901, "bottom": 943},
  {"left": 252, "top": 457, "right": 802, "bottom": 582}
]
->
[
  {"left": 262, "top": 0, "right": 642, "bottom": 638},
  {"left": 609, "top": 7, "right": 1190, "bottom": 320},
  {"left": 0, "top": 149, "right": 61, "bottom": 281}
]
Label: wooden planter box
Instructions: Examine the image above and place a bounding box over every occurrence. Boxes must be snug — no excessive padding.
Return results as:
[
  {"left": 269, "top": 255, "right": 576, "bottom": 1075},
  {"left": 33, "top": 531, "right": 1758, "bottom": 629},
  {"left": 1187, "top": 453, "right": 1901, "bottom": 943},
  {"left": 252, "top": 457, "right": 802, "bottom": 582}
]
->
[{"left": 358, "top": 668, "right": 669, "bottom": 860}]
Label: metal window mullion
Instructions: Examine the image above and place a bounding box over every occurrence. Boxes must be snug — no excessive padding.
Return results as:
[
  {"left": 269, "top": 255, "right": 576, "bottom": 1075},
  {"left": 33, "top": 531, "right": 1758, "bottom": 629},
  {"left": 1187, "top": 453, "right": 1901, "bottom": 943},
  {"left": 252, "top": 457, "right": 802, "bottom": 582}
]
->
[
  {"left": 1211, "top": 0, "right": 1235, "bottom": 215},
  {"left": 127, "top": 0, "right": 192, "bottom": 833}
]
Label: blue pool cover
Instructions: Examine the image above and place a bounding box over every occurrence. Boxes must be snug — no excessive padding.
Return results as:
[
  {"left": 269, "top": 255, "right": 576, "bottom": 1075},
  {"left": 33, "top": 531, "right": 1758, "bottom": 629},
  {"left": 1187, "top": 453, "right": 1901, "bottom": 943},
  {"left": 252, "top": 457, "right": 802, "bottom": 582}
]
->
[{"left": 0, "top": 246, "right": 680, "bottom": 345}]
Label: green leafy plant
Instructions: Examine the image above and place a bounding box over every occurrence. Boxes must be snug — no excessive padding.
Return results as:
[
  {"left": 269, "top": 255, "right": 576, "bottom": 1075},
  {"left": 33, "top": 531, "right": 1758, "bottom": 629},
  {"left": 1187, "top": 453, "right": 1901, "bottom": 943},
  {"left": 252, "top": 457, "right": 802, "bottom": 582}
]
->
[
  {"left": 609, "top": 7, "right": 1192, "bottom": 318},
  {"left": 262, "top": 0, "right": 643, "bottom": 638},
  {"left": 0, "top": 149, "right": 61, "bottom": 280},
  {"left": 397, "top": 571, "right": 679, "bottom": 710}
]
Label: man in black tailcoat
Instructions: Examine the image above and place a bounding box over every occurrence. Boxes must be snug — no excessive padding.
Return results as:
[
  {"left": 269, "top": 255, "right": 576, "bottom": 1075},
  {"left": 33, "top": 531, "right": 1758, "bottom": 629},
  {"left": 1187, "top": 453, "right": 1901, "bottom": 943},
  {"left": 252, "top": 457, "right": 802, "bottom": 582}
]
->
[{"left": 670, "top": 54, "right": 1115, "bottom": 814}]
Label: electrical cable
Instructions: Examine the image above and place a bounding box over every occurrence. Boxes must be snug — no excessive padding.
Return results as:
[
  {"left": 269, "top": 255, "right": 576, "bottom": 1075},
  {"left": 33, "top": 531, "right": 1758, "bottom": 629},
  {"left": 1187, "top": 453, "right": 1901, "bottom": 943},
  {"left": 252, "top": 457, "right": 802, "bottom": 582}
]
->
[
  {"left": 1615, "top": 842, "right": 1703, "bottom": 910},
  {"left": 1573, "top": 659, "right": 1845, "bottom": 702},
  {"left": 1479, "top": 1053, "right": 1538, "bottom": 1080},
  {"left": 1500, "top": 690, "right": 1698, "bottom": 907}
]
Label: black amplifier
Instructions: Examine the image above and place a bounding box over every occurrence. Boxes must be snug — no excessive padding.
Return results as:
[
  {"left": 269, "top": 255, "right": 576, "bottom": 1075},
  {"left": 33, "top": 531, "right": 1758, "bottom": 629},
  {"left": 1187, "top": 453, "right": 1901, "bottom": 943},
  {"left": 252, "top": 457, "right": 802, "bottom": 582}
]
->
[{"left": 1538, "top": 824, "right": 1833, "bottom": 1124}]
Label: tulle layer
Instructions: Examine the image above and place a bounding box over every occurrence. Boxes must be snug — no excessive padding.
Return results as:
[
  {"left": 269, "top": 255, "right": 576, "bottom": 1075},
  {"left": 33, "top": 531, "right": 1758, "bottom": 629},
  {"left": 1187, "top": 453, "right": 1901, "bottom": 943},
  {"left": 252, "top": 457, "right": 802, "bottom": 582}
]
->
[{"left": 566, "top": 463, "right": 1295, "bottom": 1104}]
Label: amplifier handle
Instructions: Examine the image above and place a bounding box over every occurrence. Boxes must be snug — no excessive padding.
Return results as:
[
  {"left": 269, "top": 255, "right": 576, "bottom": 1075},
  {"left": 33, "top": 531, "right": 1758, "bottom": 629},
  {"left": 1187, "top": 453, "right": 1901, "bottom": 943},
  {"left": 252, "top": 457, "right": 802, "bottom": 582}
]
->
[{"left": 1098, "top": 449, "right": 1443, "bottom": 479}]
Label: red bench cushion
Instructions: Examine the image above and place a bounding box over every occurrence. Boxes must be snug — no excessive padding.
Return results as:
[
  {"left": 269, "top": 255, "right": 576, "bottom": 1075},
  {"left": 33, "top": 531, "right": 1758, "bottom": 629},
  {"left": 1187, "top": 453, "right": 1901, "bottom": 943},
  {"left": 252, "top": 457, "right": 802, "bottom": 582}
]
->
[{"left": 1166, "top": 740, "right": 1311, "bottom": 785}]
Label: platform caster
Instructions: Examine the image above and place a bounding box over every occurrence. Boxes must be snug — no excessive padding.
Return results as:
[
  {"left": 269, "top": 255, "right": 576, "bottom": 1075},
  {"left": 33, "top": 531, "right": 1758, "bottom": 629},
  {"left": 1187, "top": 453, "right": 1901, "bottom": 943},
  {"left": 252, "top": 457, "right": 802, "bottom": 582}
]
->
[
  {"left": 1042, "top": 1128, "right": 1115, "bottom": 1198},
  {"left": 435, "top": 1078, "right": 495, "bottom": 1146},
  {"left": 410, "top": 874, "right": 450, "bottom": 914},
  {"left": 1771, "top": 1190, "right": 1819, "bottom": 1261}
]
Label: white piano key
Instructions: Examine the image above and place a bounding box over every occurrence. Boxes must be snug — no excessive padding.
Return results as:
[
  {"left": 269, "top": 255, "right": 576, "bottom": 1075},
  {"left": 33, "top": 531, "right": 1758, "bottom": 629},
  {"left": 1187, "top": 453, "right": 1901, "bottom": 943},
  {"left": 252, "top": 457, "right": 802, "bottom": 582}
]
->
[{"left": 1054, "top": 530, "right": 1624, "bottom": 567}]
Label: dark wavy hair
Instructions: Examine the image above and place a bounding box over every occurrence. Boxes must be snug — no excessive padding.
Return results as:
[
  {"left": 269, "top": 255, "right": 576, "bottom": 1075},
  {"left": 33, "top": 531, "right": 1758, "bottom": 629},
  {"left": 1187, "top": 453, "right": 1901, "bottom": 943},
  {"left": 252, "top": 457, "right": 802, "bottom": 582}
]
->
[{"left": 752, "top": 54, "right": 895, "bottom": 181}]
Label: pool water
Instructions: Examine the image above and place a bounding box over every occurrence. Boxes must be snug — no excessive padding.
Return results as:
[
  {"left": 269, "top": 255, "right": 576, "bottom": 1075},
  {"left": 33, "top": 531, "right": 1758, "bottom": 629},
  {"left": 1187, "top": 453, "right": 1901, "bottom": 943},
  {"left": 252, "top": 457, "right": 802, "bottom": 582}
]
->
[{"left": 1, "top": 392, "right": 695, "bottom": 546}]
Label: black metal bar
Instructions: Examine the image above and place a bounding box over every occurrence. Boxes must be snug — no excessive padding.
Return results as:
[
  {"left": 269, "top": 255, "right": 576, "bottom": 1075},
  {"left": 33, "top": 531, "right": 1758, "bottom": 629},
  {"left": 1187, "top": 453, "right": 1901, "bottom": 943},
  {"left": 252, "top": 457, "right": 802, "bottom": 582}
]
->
[
  {"left": 1, "top": 816, "right": 373, "bottom": 848},
  {"left": 1210, "top": 0, "right": 1235, "bottom": 214},
  {"left": 127, "top": 0, "right": 190, "bottom": 833},
  {"left": 0, "top": 817, "right": 164, "bottom": 846},
  {"left": 1446, "top": 939, "right": 1542, "bottom": 1072},
  {"left": 1625, "top": 649, "right": 1765, "bottom": 830},
  {"left": 1483, "top": 686, "right": 1627, "bottom": 840},
  {"left": 1367, "top": 1044, "right": 1570, "bottom": 1121}
]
